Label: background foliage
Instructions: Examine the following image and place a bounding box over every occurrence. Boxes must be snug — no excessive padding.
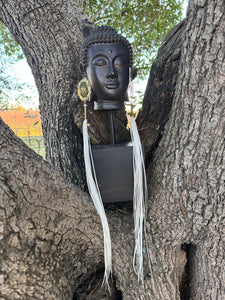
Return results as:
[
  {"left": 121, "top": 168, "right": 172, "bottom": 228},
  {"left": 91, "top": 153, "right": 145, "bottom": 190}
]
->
[
  {"left": 0, "top": 22, "right": 23, "bottom": 58},
  {"left": 0, "top": 23, "right": 36, "bottom": 109},
  {"left": 81, "top": 0, "right": 184, "bottom": 79}
]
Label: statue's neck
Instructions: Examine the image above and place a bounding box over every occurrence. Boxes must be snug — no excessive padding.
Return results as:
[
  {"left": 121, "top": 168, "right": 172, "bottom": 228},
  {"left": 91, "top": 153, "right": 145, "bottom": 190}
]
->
[{"left": 94, "top": 99, "right": 125, "bottom": 111}]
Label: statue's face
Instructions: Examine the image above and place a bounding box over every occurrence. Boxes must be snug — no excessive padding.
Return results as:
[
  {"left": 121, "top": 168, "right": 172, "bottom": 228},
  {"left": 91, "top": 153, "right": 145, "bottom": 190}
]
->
[{"left": 86, "top": 43, "right": 130, "bottom": 107}]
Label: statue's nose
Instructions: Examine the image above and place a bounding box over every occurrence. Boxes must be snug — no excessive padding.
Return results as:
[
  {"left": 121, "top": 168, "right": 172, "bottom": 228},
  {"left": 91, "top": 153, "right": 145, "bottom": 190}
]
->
[{"left": 106, "top": 62, "right": 118, "bottom": 78}]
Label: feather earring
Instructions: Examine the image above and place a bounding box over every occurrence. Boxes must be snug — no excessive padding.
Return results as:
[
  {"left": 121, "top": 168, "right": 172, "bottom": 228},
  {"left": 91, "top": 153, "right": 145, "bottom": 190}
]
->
[{"left": 78, "top": 78, "right": 112, "bottom": 288}]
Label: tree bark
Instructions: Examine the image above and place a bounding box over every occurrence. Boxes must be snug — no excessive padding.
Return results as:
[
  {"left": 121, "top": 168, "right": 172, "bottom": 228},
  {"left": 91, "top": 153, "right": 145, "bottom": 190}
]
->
[
  {"left": 0, "top": 0, "right": 225, "bottom": 299},
  {"left": 145, "top": 0, "right": 225, "bottom": 298},
  {"left": 0, "top": 0, "right": 88, "bottom": 185},
  {"left": 0, "top": 119, "right": 134, "bottom": 299},
  {"left": 137, "top": 19, "right": 186, "bottom": 163}
]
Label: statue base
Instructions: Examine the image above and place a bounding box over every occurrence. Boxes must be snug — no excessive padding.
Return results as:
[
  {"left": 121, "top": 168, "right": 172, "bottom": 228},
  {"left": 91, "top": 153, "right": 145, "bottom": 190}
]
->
[{"left": 92, "top": 142, "right": 133, "bottom": 203}]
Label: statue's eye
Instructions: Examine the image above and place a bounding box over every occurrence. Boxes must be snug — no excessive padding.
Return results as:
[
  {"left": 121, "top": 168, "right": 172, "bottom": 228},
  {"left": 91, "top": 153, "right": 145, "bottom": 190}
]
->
[
  {"left": 93, "top": 58, "right": 107, "bottom": 66},
  {"left": 114, "top": 57, "right": 128, "bottom": 67}
]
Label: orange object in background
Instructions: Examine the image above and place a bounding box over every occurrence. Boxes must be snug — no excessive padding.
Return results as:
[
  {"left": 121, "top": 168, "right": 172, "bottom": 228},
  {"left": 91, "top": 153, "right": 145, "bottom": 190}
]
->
[
  {"left": 0, "top": 106, "right": 43, "bottom": 137},
  {"left": 0, "top": 106, "right": 45, "bottom": 157}
]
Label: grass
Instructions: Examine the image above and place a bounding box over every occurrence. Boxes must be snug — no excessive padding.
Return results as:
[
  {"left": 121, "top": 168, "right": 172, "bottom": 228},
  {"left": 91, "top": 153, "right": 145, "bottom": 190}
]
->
[{"left": 21, "top": 135, "right": 45, "bottom": 157}]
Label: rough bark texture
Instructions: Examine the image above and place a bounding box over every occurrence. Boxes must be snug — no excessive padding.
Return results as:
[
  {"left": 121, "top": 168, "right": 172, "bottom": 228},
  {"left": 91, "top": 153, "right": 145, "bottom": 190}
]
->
[
  {"left": 0, "top": 0, "right": 225, "bottom": 299},
  {"left": 0, "top": 0, "right": 89, "bottom": 186},
  {"left": 137, "top": 19, "right": 186, "bottom": 163},
  {"left": 0, "top": 120, "right": 135, "bottom": 299},
  {"left": 145, "top": 0, "right": 225, "bottom": 298}
]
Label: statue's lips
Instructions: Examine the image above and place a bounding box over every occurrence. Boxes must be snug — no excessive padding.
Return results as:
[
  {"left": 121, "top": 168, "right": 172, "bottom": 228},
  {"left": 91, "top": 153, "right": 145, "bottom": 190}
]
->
[{"left": 105, "top": 80, "right": 120, "bottom": 89}]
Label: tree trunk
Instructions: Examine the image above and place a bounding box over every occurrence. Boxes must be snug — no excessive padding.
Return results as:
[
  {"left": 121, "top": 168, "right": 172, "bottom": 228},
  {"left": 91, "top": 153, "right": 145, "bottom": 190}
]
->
[
  {"left": 144, "top": 0, "right": 225, "bottom": 298},
  {"left": 0, "top": 0, "right": 225, "bottom": 299}
]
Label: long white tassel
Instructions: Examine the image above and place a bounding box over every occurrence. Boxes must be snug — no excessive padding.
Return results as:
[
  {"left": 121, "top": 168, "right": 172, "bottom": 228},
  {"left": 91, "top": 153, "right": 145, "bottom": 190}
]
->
[
  {"left": 130, "top": 116, "right": 147, "bottom": 283},
  {"left": 83, "top": 119, "right": 112, "bottom": 288}
]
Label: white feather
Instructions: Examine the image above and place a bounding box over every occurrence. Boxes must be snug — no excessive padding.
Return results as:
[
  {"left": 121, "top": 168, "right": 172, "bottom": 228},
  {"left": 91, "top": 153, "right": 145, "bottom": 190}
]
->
[
  {"left": 130, "top": 117, "right": 147, "bottom": 283},
  {"left": 83, "top": 119, "right": 112, "bottom": 288}
]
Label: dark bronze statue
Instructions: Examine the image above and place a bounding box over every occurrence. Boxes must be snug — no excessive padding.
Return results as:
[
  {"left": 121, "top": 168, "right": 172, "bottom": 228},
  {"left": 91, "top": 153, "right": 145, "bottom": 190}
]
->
[{"left": 80, "top": 26, "right": 134, "bottom": 110}]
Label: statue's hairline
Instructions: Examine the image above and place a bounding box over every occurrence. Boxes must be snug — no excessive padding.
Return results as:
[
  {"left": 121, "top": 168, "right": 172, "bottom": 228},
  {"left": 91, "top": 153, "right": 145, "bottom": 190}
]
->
[{"left": 80, "top": 26, "right": 133, "bottom": 74}]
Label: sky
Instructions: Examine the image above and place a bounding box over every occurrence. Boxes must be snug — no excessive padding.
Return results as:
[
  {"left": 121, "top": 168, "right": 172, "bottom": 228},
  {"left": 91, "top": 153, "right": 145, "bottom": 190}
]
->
[
  {"left": 13, "top": 60, "right": 38, "bottom": 108},
  {"left": 10, "top": 0, "right": 189, "bottom": 109},
  {"left": 14, "top": 59, "right": 36, "bottom": 86}
]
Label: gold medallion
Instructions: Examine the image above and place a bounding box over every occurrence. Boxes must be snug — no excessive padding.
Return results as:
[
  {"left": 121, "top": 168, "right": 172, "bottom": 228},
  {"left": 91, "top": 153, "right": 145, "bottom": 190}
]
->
[{"left": 77, "top": 78, "right": 91, "bottom": 102}]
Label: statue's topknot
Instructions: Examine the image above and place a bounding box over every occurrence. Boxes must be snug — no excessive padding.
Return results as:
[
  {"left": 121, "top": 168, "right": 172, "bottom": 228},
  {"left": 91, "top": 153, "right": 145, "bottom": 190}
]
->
[{"left": 80, "top": 26, "right": 133, "bottom": 73}]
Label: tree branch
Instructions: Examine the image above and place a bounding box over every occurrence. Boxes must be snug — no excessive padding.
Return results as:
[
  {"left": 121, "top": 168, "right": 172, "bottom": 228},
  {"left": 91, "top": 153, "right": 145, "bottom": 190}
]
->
[{"left": 137, "top": 19, "right": 186, "bottom": 161}]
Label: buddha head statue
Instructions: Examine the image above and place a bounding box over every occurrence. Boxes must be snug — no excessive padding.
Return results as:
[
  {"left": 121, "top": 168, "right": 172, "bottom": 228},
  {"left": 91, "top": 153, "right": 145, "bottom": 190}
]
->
[{"left": 80, "top": 26, "right": 134, "bottom": 110}]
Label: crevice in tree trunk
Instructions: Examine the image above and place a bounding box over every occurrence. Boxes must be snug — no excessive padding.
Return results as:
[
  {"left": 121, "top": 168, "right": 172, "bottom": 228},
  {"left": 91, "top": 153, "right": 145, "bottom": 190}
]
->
[
  {"left": 145, "top": 133, "right": 162, "bottom": 169},
  {"left": 180, "top": 244, "right": 197, "bottom": 300},
  {"left": 73, "top": 268, "right": 123, "bottom": 300}
]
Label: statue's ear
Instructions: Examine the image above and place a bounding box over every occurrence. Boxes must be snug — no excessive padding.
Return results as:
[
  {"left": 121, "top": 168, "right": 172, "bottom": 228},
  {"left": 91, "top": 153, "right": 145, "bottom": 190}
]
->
[
  {"left": 90, "top": 89, "right": 97, "bottom": 102},
  {"left": 131, "top": 67, "right": 138, "bottom": 80}
]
